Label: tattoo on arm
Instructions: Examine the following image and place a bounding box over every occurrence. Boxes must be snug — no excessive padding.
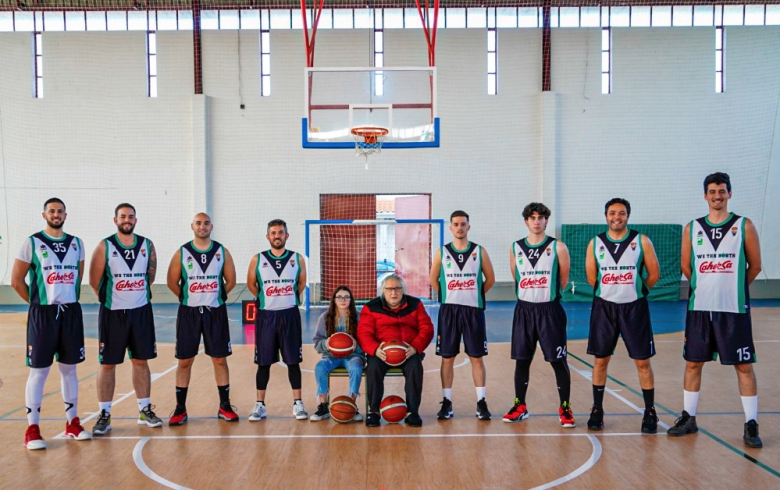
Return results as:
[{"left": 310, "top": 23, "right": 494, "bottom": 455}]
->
[{"left": 147, "top": 241, "right": 158, "bottom": 284}]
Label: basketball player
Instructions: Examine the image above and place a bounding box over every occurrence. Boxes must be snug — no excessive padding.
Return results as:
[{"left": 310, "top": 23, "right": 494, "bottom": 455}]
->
[
  {"left": 502, "top": 203, "right": 575, "bottom": 427},
  {"left": 246, "top": 219, "right": 308, "bottom": 421},
  {"left": 166, "top": 213, "right": 238, "bottom": 425},
  {"left": 89, "top": 203, "right": 162, "bottom": 434},
  {"left": 429, "top": 210, "right": 495, "bottom": 420},
  {"left": 585, "top": 198, "right": 660, "bottom": 433},
  {"left": 667, "top": 173, "right": 763, "bottom": 448},
  {"left": 11, "top": 198, "right": 91, "bottom": 449}
]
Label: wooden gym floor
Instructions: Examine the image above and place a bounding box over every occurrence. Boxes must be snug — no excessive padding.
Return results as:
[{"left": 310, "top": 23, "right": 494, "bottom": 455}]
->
[{"left": 0, "top": 305, "right": 778, "bottom": 489}]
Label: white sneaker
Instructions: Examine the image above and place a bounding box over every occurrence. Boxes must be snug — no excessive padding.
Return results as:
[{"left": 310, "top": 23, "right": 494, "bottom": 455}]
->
[
  {"left": 352, "top": 411, "right": 364, "bottom": 422},
  {"left": 248, "top": 402, "right": 266, "bottom": 421},
  {"left": 293, "top": 400, "right": 308, "bottom": 420}
]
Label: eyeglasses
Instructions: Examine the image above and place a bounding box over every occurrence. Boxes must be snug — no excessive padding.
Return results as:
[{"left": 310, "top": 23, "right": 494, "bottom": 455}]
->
[
  {"left": 335, "top": 295, "right": 351, "bottom": 301},
  {"left": 384, "top": 287, "right": 403, "bottom": 293}
]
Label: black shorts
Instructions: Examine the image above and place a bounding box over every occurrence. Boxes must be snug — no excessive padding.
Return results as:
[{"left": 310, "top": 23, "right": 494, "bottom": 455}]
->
[
  {"left": 254, "top": 306, "right": 303, "bottom": 366},
  {"left": 26, "top": 303, "right": 85, "bottom": 368},
  {"left": 176, "top": 304, "right": 232, "bottom": 359},
  {"left": 435, "top": 303, "right": 488, "bottom": 358},
  {"left": 587, "top": 296, "right": 655, "bottom": 360},
  {"left": 684, "top": 310, "right": 755, "bottom": 365},
  {"left": 98, "top": 303, "right": 157, "bottom": 364},
  {"left": 511, "top": 300, "right": 568, "bottom": 362}
]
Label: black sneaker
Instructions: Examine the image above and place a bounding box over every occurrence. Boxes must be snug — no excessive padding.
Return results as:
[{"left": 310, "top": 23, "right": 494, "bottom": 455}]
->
[
  {"left": 405, "top": 412, "right": 423, "bottom": 427},
  {"left": 641, "top": 407, "right": 658, "bottom": 434},
  {"left": 437, "top": 397, "right": 453, "bottom": 420},
  {"left": 667, "top": 410, "right": 698, "bottom": 436},
  {"left": 365, "top": 412, "right": 381, "bottom": 427},
  {"left": 309, "top": 402, "right": 330, "bottom": 422},
  {"left": 587, "top": 405, "right": 604, "bottom": 431},
  {"left": 476, "top": 398, "right": 491, "bottom": 420},
  {"left": 744, "top": 419, "right": 763, "bottom": 448}
]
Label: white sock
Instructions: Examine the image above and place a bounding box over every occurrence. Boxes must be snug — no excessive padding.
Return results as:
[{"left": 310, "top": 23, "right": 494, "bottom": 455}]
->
[
  {"left": 26, "top": 366, "right": 51, "bottom": 426},
  {"left": 443, "top": 388, "right": 452, "bottom": 401},
  {"left": 476, "top": 386, "right": 486, "bottom": 401},
  {"left": 59, "top": 363, "right": 79, "bottom": 423},
  {"left": 137, "top": 398, "right": 150, "bottom": 412},
  {"left": 741, "top": 396, "right": 758, "bottom": 423},
  {"left": 99, "top": 401, "right": 112, "bottom": 414},
  {"left": 683, "top": 390, "right": 699, "bottom": 417}
]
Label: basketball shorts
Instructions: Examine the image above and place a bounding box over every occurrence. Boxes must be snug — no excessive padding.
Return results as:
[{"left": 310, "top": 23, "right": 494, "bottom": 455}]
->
[
  {"left": 26, "top": 303, "right": 85, "bottom": 368},
  {"left": 254, "top": 306, "right": 303, "bottom": 366},
  {"left": 511, "top": 299, "right": 568, "bottom": 362},
  {"left": 684, "top": 310, "right": 755, "bottom": 365},
  {"left": 175, "top": 304, "right": 232, "bottom": 359},
  {"left": 435, "top": 303, "right": 488, "bottom": 358},
  {"left": 98, "top": 303, "right": 157, "bottom": 364},
  {"left": 587, "top": 296, "right": 655, "bottom": 360}
]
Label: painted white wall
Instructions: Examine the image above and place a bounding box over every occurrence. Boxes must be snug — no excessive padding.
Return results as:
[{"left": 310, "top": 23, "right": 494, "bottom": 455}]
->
[{"left": 0, "top": 26, "right": 778, "bottom": 295}]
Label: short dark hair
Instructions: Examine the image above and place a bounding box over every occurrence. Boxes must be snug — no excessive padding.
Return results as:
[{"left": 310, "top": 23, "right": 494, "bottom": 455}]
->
[
  {"left": 43, "top": 198, "right": 65, "bottom": 211},
  {"left": 267, "top": 219, "right": 287, "bottom": 233},
  {"left": 605, "top": 198, "right": 631, "bottom": 216},
  {"left": 115, "top": 203, "right": 136, "bottom": 217},
  {"left": 522, "top": 202, "right": 551, "bottom": 220},
  {"left": 450, "top": 210, "right": 469, "bottom": 222},
  {"left": 703, "top": 172, "right": 732, "bottom": 193}
]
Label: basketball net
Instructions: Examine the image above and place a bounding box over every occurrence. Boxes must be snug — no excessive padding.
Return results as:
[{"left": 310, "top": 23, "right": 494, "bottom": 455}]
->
[{"left": 351, "top": 127, "right": 388, "bottom": 169}]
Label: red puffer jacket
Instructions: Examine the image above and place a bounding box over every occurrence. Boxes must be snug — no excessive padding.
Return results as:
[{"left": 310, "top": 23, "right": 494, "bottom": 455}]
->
[{"left": 357, "top": 295, "right": 434, "bottom": 356}]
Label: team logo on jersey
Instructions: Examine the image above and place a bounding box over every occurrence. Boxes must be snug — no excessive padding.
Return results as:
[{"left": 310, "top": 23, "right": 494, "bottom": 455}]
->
[
  {"left": 115, "top": 279, "right": 146, "bottom": 291},
  {"left": 446, "top": 259, "right": 452, "bottom": 268},
  {"left": 601, "top": 272, "right": 634, "bottom": 284},
  {"left": 472, "top": 252, "right": 477, "bottom": 261},
  {"left": 266, "top": 285, "right": 294, "bottom": 296},
  {"left": 731, "top": 226, "right": 738, "bottom": 236},
  {"left": 697, "top": 238, "right": 704, "bottom": 246},
  {"left": 630, "top": 241, "right": 637, "bottom": 250},
  {"left": 290, "top": 259, "right": 295, "bottom": 267},
  {"left": 517, "top": 256, "right": 524, "bottom": 265},
  {"left": 598, "top": 245, "right": 605, "bottom": 260},
  {"left": 520, "top": 277, "right": 548, "bottom": 289},
  {"left": 190, "top": 281, "right": 219, "bottom": 293},
  {"left": 42, "top": 251, "right": 48, "bottom": 258},
  {"left": 47, "top": 272, "right": 75, "bottom": 284},
  {"left": 699, "top": 260, "right": 733, "bottom": 273},
  {"left": 216, "top": 252, "right": 221, "bottom": 261},
  {"left": 546, "top": 247, "right": 552, "bottom": 256},
  {"left": 71, "top": 242, "right": 77, "bottom": 250},
  {"left": 28, "top": 345, "right": 32, "bottom": 357},
  {"left": 262, "top": 262, "right": 268, "bottom": 268},
  {"left": 141, "top": 248, "right": 146, "bottom": 257},
  {"left": 112, "top": 250, "right": 118, "bottom": 257},
  {"left": 448, "top": 279, "right": 476, "bottom": 290}
]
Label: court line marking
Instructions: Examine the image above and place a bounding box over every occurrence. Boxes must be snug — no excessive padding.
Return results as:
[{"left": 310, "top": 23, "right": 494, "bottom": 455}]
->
[
  {"left": 134, "top": 437, "right": 191, "bottom": 490},
  {"left": 567, "top": 352, "right": 780, "bottom": 479}
]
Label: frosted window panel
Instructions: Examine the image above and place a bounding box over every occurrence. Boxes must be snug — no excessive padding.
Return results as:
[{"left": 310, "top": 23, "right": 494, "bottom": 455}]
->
[
  {"left": 496, "top": 8, "right": 517, "bottom": 28},
  {"left": 262, "top": 54, "right": 270, "bottom": 75},
  {"left": 384, "top": 9, "right": 403, "bottom": 28},
  {"left": 375, "top": 53, "right": 383, "bottom": 67},
  {"left": 715, "top": 29, "right": 722, "bottom": 50},
  {"left": 601, "top": 29, "right": 610, "bottom": 50},
  {"left": 488, "top": 74, "right": 496, "bottom": 95},
  {"left": 447, "top": 8, "right": 466, "bottom": 28},
  {"left": 487, "top": 7, "right": 496, "bottom": 28},
  {"left": 716, "top": 77, "right": 722, "bottom": 93},
  {"left": 37, "top": 79, "right": 44, "bottom": 98},
  {"left": 693, "top": 5, "right": 714, "bottom": 26},
  {"left": 261, "top": 32, "right": 270, "bottom": 53},
  {"left": 611, "top": 7, "right": 629, "bottom": 27},
  {"left": 715, "top": 53, "right": 722, "bottom": 72},
  {"left": 318, "top": 9, "right": 333, "bottom": 29},
  {"left": 518, "top": 8, "right": 537, "bottom": 28},
  {"left": 240, "top": 10, "right": 260, "bottom": 30},
  {"left": 0, "top": 13, "right": 12, "bottom": 32},
  {"left": 354, "top": 9, "right": 373, "bottom": 29},
  {"left": 559, "top": 7, "right": 579, "bottom": 27},
  {"left": 723, "top": 5, "right": 743, "bottom": 26},
  {"left": 744, "top": 5, "right": 765, "bottom": 26},
  {"left": 127, "top": 11, "right": 147, "bottom": 31},
  {"left": 201, "top": 11, "right": 218, "bottom": 30},
  {"left": 602, "top": 74, "right": 610, "bottom": 94},
  {"left": 86, "top": 12, "right": 106, "bottom": 31},
  {"left": 157, "top": 11, "right": 178, "bottom": 30},
  {"left": 44, "top": 12, "right": 65, "bottom": 32},
  {"left": 148, "top": 12, "right": 156, "bottom": 30},
  {"left": 714, "top": 6, "right": 723, "bottom": 26},
  {"left": 652, "top": 6, "right": 671, "bottom": 27},
  {"left": 178, "top": 11, "right": 193, "bottom": 30},
  {"left": 488, "top": 52, "right": 496, "bottom": 73},
  {"left": 333, "top": 9, "right": 353, "bottom": 29},
  {"left": 601, "top": 7, "right": 610, "bottom": 27},
  {"left": 64, "top": 12, "right": 86, "bottom": 32},
  {"left": 262, "top": 10, "right": 272, "bottom": 30},
  {"left": 36, "top": 56, "right": 43, "bottom": 76},
  {"left": 602, "top": 52, "right": 610, "bottom": 72},
  {"left": 35, "top": 12, "right": 42, "bottom": 30},
  {"left": 270, "top": 9, "right": 291, "bottom": 29},
  {"left": 768, "top": 6, "right": 780, "bottom": 25},
  {"left": 148, "top": 33, "right": 156, "bottom": 54},
  {"left": 262, "top": 76, "right": 270, "bottom": 97},
  {"left": 149, "top": 55, "right": 157, "bottom": 76},
  {"left": 405, "top": 9, "right": 422, "bottom": 29},
  {"left": 550, "top": 8, "right": 559, "bottom": 28},
  {"left": 672, "top": 6, "right": 692, "bottom": 26},
  {"left": 107, "top": 11, "right": 127, "bottom": 31},
  {"left": 467, "top": 8, "right": 487, "bottom": 28},
  {"left": 374, "top": 31, "right": 383, "bottom": 49},
  {"left": 581, "top": 7, "right": 600, "bottom": 28},
  {"left": 632, "top": 7, "right": 651, "bottom": 27},
  {"left": 14, "top": 12, "right": 33, "bottom": 31},
  {"left": 219, "top": 10, "right": 239, "bottom": 30},
  {"left": 149, "top": 77, "right": 157, "bottom": 97},
  {"left": 487, "top": 30, "right": 496, "bottom": 51}
]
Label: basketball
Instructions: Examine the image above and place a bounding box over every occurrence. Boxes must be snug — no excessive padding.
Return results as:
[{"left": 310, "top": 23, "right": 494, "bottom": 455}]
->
[
  {"left": 380, "top": 395, "right": 407, "bottom": 423},
  {"left": 329, "top": 396, "right": 357, "bottom": 423},
  {"left": 326, "top": 332, "right": 356, "bottom": 358},
  {"left": 381, "top": 340, "right": 409, "bottom": 366}
]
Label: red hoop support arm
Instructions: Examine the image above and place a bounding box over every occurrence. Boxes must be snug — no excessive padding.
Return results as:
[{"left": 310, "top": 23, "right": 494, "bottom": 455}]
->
[
  {"left": 301, "top": 0, "right": 326, "bottom": 68},
  {"left": 414, "top": 0, "right": 439, "bottom": 68}
]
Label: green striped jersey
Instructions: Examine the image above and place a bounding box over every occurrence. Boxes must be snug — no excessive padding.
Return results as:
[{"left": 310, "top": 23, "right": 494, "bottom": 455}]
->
[
  {"left": 438, "top": 242, "right": 485, "bottom": 309},
  {"left": 18, "top": 232, "right": 84, "bottom": 305},
  {"left": 179, "top": 240, "right": 227, "bottom": 307}
]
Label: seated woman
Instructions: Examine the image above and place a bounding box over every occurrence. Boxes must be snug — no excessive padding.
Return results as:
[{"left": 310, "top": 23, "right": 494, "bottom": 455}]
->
[{"left": 310, "top": 285, "right": 365, "bottom": 422}]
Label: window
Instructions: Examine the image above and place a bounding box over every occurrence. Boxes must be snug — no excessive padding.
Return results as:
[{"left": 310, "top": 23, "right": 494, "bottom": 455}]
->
[
  {"left": 374, "top": 11, "right": 384, "bottom": 96},
  {"left": 33, "top": 31, "right": 43, "bottom": 98},
  {"left": 602, "top": 27, "right": 611, "bottom": 94},
  {"left": 147, "top": 31, "right": 157, "bottom": 97},
  {"left": 260, "top": 10, "right": 271, "bottom": 97},
  {"left": 716, "top": 26, "right": 725, "bottom": 93},
  {"left": 487, "top": 28, "right": 497, "bottom": 95}
]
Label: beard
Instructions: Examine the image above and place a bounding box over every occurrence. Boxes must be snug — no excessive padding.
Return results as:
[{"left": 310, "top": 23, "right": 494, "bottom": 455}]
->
[
  {"left": 46, "top": 219, "right": 64, "bottom": 229},
  {"left": 117, "top": 223, "right": 135, "bottom": 235},
  {"left": 271, "top": 239, "right": 286, "bottom": 250}
]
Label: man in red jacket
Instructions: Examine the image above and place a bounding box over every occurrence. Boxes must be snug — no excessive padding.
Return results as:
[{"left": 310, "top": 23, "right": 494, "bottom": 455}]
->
[{"left": 357, "top": 275, "right": 434, "bottom": 427}]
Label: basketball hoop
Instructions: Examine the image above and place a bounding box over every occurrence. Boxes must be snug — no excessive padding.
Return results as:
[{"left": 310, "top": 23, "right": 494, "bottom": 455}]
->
[{"left": 351, "top": 127, "right": 389, "bottom": 168}]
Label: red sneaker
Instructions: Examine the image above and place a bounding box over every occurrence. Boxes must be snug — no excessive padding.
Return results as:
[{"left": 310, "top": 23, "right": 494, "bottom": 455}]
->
[
  {"left": 218, "top": 404, "right": 239, "bottom": 422},
  {"left": 502, "top": 399, "right": 529, "bottom": 423},
  {"left": 65, "top": 417, "right": 92, "bottom": 440},
  {"left": 559, "top": 402, "right": 576, "bottom": 428},
  {"left": 169, "top": 409, "right": 188, "bottom": 426},
  {"left": 24, "top": 424, "right": 46, "bottom": 450}
]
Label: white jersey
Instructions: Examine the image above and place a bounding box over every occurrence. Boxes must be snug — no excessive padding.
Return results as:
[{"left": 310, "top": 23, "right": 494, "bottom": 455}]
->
[
  {"left": 18, "top": 232, "right": 84, "bottom": 305},
  {"left": 256, "top": 250, "right": 301, "bottom": 311},
  {"left": 438, "top": 242, "right": 485, "bottom": 309},
  {"left": 593, "top": 230, "right": 648, "bottom": 304},
  {"left": 688, "top": 214, "right": 748, "bottom": 313},
  {"left": 179, "top": 241, "right": 227, "bottom": 307},
  {"left": 99, "top": 234, "right": 151, "bottom": 310},
  {"left": 513, "top": 236, "right": 561, "bottom": 303}
]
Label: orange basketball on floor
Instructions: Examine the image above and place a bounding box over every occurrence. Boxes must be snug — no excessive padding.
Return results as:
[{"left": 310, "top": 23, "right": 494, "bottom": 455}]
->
[
  {"left": 327, "top": 332, "right": 356, "bottom": 359},
  {"left": 381, "top": 340, "right": 409, "bottom": 366},
  {"left": 329, "top": 396, "right": 357, "bottom": 423},
  {"left": 380, "top": 395, "right": 407, "bottom": 423}
]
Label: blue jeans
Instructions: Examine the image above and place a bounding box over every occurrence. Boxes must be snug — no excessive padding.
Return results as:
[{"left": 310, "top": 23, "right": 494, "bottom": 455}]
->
[{"left": 315, "top": 354, "right": 364, "bottom": 398}]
